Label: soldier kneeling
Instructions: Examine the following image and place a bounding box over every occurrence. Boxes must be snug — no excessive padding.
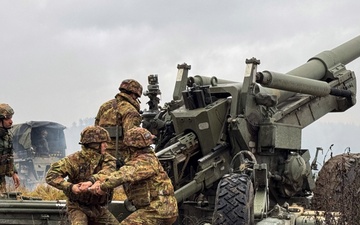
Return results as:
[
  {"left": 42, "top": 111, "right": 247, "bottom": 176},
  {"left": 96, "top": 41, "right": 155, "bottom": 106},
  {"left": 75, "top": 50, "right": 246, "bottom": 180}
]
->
[{"left": 88, "top": 127, "right": 178, "bottom": 225}]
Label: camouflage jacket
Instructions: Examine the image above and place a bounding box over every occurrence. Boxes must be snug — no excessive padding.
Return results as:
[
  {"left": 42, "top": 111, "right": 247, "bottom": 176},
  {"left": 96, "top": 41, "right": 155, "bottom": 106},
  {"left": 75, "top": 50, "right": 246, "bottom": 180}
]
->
[
  {"left": 0, "top": 128, "right": 17, "bottom": 177},
  {"left": 95, "top": 92, "right": 142, "bottom": 160},
  {"left": 46, "top": 146, "right": 116, "bottom": 205},
  {"left": 96, "top": 147, "right": 178, "bottom": 218}
]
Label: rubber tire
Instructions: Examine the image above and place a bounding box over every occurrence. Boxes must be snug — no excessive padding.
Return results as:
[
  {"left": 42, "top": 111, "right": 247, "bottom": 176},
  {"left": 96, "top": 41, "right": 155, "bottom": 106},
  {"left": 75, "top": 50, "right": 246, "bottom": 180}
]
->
[{"left": 212, "top": 173, "right": 254, "bottom": 225}]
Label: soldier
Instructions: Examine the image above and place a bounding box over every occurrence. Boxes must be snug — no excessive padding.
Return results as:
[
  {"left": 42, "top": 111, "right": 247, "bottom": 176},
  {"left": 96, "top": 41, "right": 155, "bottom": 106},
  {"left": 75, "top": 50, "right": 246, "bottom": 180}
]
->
[
  {"left": 95, "top": 79, "right": 143, "bottom": 168},
  {"left": 45, "top": 126, "right": 119, "bottom": 225},
  {"left": 88, "top": 127, "right": 178, "bottom": 225},
  {"left": 36, "top": 129, "right": 50, "bottom": 156},
  {"left": 0, "top": 103, "right": 20, "bottom": 192}
]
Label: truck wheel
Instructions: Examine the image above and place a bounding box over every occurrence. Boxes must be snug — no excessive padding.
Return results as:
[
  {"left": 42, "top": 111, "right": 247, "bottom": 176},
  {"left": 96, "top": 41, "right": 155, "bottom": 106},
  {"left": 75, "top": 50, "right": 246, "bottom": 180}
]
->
[
  {"left": 312, "top": 153, "right": 360, "bottom": 223},
  {"left": 212, "top": 173, "right": 254, "bottom": 225}
]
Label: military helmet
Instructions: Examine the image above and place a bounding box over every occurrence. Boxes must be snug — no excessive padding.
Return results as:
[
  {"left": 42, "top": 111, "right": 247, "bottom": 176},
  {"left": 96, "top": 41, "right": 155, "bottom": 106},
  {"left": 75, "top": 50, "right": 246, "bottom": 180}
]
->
[
  {"left": 124, "top": 127, "right": 153, "bottom": 148},
  {"left": 80, "top": 126, "right": 111, "bottom": 144},
  {"left": 119, "top": 79, "right": 143, "bottom": 97},
  {"left": 0, "top": 103, "right": 14, "bottom": 119}
]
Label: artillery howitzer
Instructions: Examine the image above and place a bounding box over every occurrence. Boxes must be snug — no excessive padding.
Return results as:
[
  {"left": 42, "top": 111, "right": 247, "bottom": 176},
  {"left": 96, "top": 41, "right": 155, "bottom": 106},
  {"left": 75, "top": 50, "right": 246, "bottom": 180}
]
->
[
  {"left": 0, "top": 35, "right": 359, "bottom": 225},
  {"left": 142, "top": 35, "right": 360, "bottom": 224}
]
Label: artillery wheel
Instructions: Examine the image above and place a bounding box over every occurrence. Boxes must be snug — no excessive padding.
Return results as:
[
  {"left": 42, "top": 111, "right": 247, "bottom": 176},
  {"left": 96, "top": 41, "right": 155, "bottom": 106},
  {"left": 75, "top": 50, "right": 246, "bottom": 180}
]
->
[
  {"left": 212, "top": 173, "right": 254, "bottom": 225},
  {"left": 312, "top": 153, "right": 360, "bottom": 223}
]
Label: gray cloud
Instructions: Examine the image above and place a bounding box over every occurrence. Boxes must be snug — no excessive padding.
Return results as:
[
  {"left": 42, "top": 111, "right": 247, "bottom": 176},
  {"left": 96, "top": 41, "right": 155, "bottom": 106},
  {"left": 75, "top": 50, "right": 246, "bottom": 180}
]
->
[{"left": 1, "top": 1, "right": 360, "bottom": 140}]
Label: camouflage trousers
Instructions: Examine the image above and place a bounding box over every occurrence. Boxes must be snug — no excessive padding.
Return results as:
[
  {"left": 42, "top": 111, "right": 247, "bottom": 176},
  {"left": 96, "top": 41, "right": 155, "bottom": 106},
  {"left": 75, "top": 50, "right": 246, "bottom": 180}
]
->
[
  {"left": 120, "top": 196, "right": 178, "bottom": 225},
  {"left": 67, "top": 201, "right": 119, "bottom": 225},
  {"left": 120, "top": 210, "right": 177, "bottom": 225},
  {"left": 0, "top": 175, "right": 6, "bottom": 193}
]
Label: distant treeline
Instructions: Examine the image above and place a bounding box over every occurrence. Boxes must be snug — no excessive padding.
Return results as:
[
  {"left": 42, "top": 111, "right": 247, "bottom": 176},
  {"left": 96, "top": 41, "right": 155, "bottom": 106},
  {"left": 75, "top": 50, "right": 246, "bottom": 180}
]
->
[
  {"left": 302, "top": 122, "right": 360, "bottom": 166},
  {"left": 64, "top": 117, "right": 94, "bottom": 154}
]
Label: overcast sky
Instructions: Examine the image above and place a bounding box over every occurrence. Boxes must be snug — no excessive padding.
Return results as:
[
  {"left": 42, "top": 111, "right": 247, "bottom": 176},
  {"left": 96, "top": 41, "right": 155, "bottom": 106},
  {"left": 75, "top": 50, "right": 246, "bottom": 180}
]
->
[{"left": 2, "top": 1, "right": 360, "bottom": 155}]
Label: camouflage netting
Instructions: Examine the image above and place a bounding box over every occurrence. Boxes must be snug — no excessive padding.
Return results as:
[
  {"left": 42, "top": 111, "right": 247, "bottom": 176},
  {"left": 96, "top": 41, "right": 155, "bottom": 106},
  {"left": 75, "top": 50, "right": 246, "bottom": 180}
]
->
[{"left": 312, "top": 153, "right": 360, "bottom": 224}]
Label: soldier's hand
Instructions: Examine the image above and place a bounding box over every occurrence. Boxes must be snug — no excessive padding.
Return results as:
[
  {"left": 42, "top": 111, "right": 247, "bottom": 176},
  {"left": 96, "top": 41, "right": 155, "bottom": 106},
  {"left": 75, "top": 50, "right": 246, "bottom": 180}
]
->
[
  {"left": 71, "top": 183, "right": 82, "bottom": 194},
  {"left": 78, "top": 181, "right": 93, "bottom": 192},
  {"left": 12, "top": 173, "right": 20, "bottom": 189},
  {"left": 88, "top": 181, "right": 106, "bottom": 195}
]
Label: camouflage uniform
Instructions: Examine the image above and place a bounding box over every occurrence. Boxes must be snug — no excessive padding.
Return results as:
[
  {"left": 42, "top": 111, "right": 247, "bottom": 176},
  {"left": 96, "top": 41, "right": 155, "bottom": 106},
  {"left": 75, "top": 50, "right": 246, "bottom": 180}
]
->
[
  {"left": 94, "top": 127, "right": 178, "bottom": 225},
  {"left": 46, "top": 126, "right": 119, "bottom": 225},
  {"left": 36, "top": 130, "right": 50, "bottom": 156},
  {"left": 0, "top": 103, "right": 18, "bottom": 193},
  {"left": 95, "top": 79, "right": 143, "bottom": 163},
  {"left": 0, "top": 129, "right": 17, "bottom": 192}
]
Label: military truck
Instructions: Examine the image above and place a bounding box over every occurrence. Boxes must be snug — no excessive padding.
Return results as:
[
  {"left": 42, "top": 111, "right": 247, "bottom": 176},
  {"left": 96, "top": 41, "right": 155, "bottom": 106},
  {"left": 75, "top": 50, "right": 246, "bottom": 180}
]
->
[
  {"left": 10, "top": 121, "right": 67, "bottom": 190},
  {"left": 1, "top": 35, "right": 360, "bottom": 224}
]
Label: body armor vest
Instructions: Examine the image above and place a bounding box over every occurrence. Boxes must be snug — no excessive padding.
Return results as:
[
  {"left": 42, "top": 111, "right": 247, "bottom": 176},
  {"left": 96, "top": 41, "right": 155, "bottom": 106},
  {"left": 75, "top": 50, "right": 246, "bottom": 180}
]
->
[
  {"left": 126, "top": 148, "right": 174, "bottom": 207},
  {"left": 63, "top": 151, "right": 113, "bottom": 206}
]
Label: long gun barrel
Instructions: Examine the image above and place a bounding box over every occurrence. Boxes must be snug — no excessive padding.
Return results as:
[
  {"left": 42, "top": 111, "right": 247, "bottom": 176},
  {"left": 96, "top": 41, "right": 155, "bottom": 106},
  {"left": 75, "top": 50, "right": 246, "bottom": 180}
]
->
[
  {"left": 257, "top": 35, "right": 360, "bottom": 102},
  {"left": 256, "top": 71, "right": 353, "bottom": 98}
]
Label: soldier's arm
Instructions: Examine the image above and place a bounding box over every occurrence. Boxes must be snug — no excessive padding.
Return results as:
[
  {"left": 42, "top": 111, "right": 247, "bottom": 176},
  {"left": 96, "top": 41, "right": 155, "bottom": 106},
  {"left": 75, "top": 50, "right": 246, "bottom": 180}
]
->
[
  {"left": 78, "top": 155, "right": 116, "bottom": 193},
  {"left": 100, "top": 154, "right": 156, "bottom": 191},
  {"left": 95, "top": 102, "right": 108, "bottom": 126},
  {"left": 45, "top": 157, "right": 73, "bottom": 191},
  {"left": 6, "top": 154, "right": 17, "bottom": 177},
  {"left": 94, "top": 109, "right": 101, "bottom": 126}
]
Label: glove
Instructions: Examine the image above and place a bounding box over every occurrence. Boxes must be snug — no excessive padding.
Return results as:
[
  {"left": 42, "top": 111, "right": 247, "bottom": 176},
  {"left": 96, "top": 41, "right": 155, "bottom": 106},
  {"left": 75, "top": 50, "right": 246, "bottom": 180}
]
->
[{"left": 116, "top": 158, "right": 125, "bottom": 170}]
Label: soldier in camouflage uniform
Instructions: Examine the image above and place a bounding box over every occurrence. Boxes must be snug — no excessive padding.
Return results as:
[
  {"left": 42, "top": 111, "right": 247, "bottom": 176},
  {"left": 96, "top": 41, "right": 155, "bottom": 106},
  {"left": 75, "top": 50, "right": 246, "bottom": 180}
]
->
[
  {"left": 89, "top": 127, "right": 178, "bottom": 225},
  {"left": 45, "top": 126, "right": 119, "bottom": 225},
  {"left": 95, "top": 79, "right": 143, "bottom": 167},
  {"left": 36, "top": 129, "right": 50, "bottom": 156},
  {"left": 0, "top": 103, "right": 20, "bottom": 192}
]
